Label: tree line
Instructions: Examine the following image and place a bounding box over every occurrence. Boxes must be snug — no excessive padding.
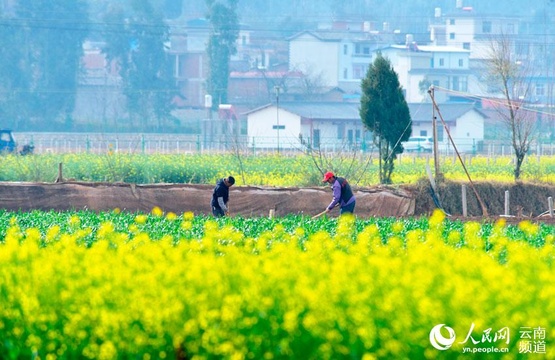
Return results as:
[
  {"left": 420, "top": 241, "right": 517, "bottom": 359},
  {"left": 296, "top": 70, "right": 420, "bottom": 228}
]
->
[{"left": 0, "top": 0, "right": 237, "bottom": 131}]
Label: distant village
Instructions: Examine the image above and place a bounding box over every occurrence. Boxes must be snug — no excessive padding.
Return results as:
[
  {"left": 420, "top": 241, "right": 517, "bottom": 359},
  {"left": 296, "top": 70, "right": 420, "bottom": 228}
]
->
[{"left": 73, "top": 1, "right": 554, "bottom": 153}]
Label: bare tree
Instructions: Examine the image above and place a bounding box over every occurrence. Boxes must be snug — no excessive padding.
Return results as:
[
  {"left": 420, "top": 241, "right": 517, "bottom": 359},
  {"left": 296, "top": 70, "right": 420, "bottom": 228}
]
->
[
  {"left": 289, "top": 63, "right": 327, "bottom": 98},
  {"left": 304, "top": 140, "right": 375, "bottom": 186},
  {"left": 220, "top": 111, "right": 248, "bottom": 185},
  {"left": 483, "top": 33, "right": 538, "bottom": 180}
]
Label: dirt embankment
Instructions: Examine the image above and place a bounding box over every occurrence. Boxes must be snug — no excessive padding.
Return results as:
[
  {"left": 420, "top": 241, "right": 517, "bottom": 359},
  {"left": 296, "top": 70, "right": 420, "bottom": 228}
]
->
[
  {"left": 0, "top": 181, "right": 415, "bottom": 217},
  {"left": 0, "top": 180, "right": 554, "bottom": 220}
]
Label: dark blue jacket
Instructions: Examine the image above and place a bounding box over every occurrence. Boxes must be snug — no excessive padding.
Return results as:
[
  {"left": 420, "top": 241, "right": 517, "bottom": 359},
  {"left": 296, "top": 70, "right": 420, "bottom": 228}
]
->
[{"left": 211, "top": 178, "right": 230, "bottom": 209}]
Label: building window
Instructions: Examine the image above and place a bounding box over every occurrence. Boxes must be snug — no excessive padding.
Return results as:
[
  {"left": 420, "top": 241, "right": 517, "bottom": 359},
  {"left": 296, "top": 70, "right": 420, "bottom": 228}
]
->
[
  {"left": 337, "top": 124, "right": 345, "bottom": 139},
  {"left": 458, "top": 59, "right": 464, "bottom": 67},
  {"left": 483, "top": 21, "right": 492, "bottom": 33},
  {"left": 463, "top": 42, "right": 470, "bottom": 50},
  {"left": 536, "top": 83, "right": 545, "bottom": 96},
  {"left": 343, "top": 68, "right": 348, "bottom": 79},
  {"left": 363, "top": 46, "right": 370, "bottom": 55},
  {"left": 516, "top": 42, "right": 529, "bottom": 57},
  {"left": 353, "top": 65, "right": 366, "bottom": 79},
  {"left": 313, "top": 129, "right": 320, "bottom": 148},
  {"left": 439, "top": 58, "right": 445, "bottom": 66},
  {"left": 449, "top": 19, "right": 455, "bottom": 25},
  {"left": 420, "top": 130, "right": 428, "bottom": 136},
  {"left": 430, "top": 58, "right": 434, "bottom": 68},
  {"left": 343, "top": 44, "right": 348, "bottom": 55},
  {"left": 449, "top": 32, "right": 455, "bottom": 40},
  {"left": 355, "top": 44, "right": 360, "bottom": 54},
  {"left": 173, "top": 55, "right": 181, "bottom": 77},
  {"left": 241, "top": 35, "right": 247, "bottom": 45},
  {"left": 452, "top": 76, "right": 460, "bottom": 91},
  {"left": 437, "top": 126, "right": 444, "bottom": 141},
  {"left": 461, "top": 77, "right": 468, "bottom": 92}
]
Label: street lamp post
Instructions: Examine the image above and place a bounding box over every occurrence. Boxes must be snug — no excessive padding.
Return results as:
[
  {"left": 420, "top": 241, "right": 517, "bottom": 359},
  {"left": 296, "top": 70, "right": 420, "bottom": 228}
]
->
[
  {"left": 274, "top": 86, "right": 281, "bottom": 153},
  {"left": 204, "top": 94, "right": 213, "bottom": 149}
]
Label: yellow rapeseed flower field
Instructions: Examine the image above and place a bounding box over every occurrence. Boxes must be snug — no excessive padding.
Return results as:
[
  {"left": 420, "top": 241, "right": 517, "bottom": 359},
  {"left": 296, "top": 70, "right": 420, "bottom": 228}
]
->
[{"left": 0, "top": 209, "right": 553, "bottom": 359}]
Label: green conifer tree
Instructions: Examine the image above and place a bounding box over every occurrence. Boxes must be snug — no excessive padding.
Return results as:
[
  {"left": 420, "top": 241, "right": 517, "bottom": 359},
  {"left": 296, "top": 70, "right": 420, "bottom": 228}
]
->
[{"left": 360, "top": 53, "right": 412, "bottom": 184}]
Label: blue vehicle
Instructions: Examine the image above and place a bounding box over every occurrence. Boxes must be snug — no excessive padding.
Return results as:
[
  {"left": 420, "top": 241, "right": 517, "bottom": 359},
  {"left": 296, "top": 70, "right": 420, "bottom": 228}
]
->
[{"left": 0, "top": 129, "right": 33, "bottom": 155}]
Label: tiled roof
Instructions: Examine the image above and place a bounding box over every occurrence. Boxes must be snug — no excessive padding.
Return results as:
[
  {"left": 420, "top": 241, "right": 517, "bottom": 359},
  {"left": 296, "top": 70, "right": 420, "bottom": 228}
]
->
[
  {"left": 408, "top": 102, "right": 487, "bottom": 121},
  {"left": 279, "top": 102, "right": 360, "bottom": 119},
  {"left": 244, "top": 101, "right": 485, "bottom": 122},
  {"left": 288, "top": 30, "right": 381, "bottom": 42}
]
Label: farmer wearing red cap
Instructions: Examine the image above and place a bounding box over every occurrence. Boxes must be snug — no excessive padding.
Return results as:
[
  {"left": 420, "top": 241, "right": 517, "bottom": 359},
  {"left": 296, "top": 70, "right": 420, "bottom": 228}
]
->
[{"left": 321, "top": 171, "right": 356, "bottom": 215}]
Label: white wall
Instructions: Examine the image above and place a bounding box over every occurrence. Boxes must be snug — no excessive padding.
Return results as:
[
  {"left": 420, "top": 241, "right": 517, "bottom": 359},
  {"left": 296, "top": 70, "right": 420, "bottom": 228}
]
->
[
  {"left": 247, "top": 106, "right": 302, "bottom": 149},
  {"left": 289, "top": 33, "right": 339, "bottom": 87},
  {"left": 445, "top": 17, "right": 475, "bottom": 49},
  {"left": 431, "top": 51, "right": 468, "bottom": 69},
  {"left": 450, "top": 109, "right": 484, "bottom": 151},
  {"left": 300, "top": 120, "right": 368, "bottom": 150}
]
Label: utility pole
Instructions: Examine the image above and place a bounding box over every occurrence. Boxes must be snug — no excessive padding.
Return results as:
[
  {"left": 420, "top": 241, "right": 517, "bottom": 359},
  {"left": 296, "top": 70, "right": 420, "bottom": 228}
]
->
[
  {"left": 274, "top": 85, "right": 281, "bottom": 154},
  {"left": 428, "top": 86, "right": 488, "bottom": 216},
  {"left": 204, "top": 94, "right": 213, "bottom": 149},
  {"left": 428, "top": 86, "right": 441, "bottom": 183}
]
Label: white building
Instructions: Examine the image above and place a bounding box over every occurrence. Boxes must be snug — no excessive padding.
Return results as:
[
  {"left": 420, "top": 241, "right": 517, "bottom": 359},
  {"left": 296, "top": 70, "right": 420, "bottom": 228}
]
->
[
  {"left": 245, "top": 101, "right": 486, "bottom": 153},
  {"left": 288, "top": 29, "right": 391, "bottom": 92},
  {"left": 245, "top": 102, "right": 368, "bottom": 150},
  {"left": 408, "top": 102, "right": 487, "bottom": 153},
  {"left": 439, "top": 9, "right": 520, "bottom": 61},
  {"left": 379, "top": 44, "right": 472, "bottom": 103},
  {"left": 428, "top": 6, "right": 522, "bottom": 97}
]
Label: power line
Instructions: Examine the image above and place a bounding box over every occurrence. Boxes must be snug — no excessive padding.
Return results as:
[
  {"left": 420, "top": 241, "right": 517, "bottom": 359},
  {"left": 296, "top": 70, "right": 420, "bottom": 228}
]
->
[{"left": 434, "top": 86, "right": 555, "bottom": 119}]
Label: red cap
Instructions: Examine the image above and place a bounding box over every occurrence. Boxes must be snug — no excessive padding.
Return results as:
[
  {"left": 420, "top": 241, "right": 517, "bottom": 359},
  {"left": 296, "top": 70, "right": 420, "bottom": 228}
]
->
[{"left": 322, "top": 171, "right": 335, "bottom": 182}]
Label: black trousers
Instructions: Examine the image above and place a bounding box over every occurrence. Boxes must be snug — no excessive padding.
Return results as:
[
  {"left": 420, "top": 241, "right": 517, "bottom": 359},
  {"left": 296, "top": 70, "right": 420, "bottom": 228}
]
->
[{"left": 212, "top": 206, "right": 225, "bottom": 217}]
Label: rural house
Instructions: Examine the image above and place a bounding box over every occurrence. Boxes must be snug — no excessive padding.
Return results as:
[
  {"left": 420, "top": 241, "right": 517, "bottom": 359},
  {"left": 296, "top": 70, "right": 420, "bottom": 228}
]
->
[
  {"left": 408, "top": 102, "right": 487, "bottom": 153},
  {"left": 245, "top": 102, "right": 368, "bottom": 151},
  {"left": 245, "top": 101, "right": 486, "bottom": 153}
]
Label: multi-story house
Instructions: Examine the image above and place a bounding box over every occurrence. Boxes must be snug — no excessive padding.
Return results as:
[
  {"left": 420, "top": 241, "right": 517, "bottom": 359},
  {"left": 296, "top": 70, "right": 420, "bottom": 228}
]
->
[
  {"left": 428, "top": 4, "right": 521, "bottom": 97},
  {"left": 430, "top": 4, "right": 555, "bottom": 107},
  {"left": 288, "top": 23, "right": 401, "bottom": 93},
  {"left": 378, "top": 42, "right": 472, "bottom": 103},
  {"left": 167, "top": 17, "right": 210, "bottom": 109}
]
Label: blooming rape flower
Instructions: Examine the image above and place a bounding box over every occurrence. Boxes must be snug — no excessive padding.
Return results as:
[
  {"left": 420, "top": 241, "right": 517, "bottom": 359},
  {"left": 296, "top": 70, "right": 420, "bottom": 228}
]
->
[
  {"left": 463, "top": 221, "right": 482, "bottom": 249},
  {"left": 24, "top": 228, "right": 42, "bottom": 243},
  {"left": 99, "top": 221, "right": 115, "bottom": 235},
  {"left": 68, "top": 215, "right": 81, "bottom": 228},
  {"left": 151, "top": 206, "right": 164, "bottom": 217},
  {"left": 180, "top": 221, "right": 192, "bottom": 231},
  {"left": 183, "top": 211, "right": 194, "bottom": 221},
  {"left": 518, "top": 220, "right": 539, "bottom": 238},
  {"left": 428, "top": 208, "right": 446, "bottom": 228},
  {"left": 391, "top": 221, "right": 404, "bottom": 234},
  {"left": 127, "top": 223, "right": 139, "bottom": 234},
  {"left": 446, "top": 230, "right": 462, "bottom": 246},
  {"left": 135, "top": 214, "right": 148, "bottom": 224},
  {"left": 45, "top": 225, "right": 61, "bottom": 243}
]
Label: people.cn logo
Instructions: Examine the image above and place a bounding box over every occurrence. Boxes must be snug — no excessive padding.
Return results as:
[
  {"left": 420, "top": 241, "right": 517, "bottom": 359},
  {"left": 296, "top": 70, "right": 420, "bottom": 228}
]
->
[{"left": 429, "top": 324, "right": 456, "bottom": 350}]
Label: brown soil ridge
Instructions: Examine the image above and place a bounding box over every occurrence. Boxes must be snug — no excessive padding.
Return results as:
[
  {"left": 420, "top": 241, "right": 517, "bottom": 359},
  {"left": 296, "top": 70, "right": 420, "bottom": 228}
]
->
[
  {"left": 0, "top": 181, "right": 416, "bottom": 217},
  {"left": 2, "top": 180, "right": 555, "bottom": 221}
]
